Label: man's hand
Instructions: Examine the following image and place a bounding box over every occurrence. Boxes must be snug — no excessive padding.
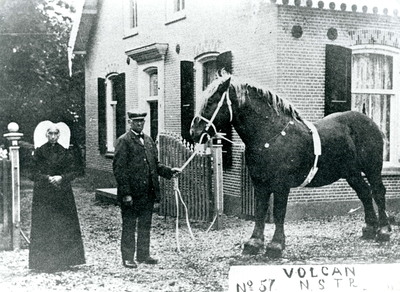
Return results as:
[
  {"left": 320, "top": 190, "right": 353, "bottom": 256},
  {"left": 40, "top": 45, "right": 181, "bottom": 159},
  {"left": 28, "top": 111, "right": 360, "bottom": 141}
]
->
[
  {"left": 171, "top": 168, "right": 182, "bottom": 177},
  {"left": 122, "top": 195, "right": 133, "bottom": 206}
]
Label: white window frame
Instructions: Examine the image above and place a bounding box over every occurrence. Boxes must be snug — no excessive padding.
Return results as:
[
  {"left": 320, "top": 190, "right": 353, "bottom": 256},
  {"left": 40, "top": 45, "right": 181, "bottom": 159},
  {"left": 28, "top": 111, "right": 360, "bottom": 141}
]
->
[
  {"left": 105, "top": 73, "right": 118, "bottom": 153},
  {"left": 351, "top": 45, "right": 400, "bottom": 170},
  {"left": 194, "top": 53, "right": 219, "bottom": 114},
  {"left": 165, "top": 0, "right": 186, "bottom": 25},
  {"left": 123, "top": 0, "right": 138, "bottom": 38}
]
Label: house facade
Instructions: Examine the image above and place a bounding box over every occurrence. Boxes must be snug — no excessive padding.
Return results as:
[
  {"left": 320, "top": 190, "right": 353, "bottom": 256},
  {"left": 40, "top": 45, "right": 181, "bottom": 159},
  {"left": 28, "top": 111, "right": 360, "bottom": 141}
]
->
[{"left": 70, "top": 0, "right": 400, "bottom": 218}]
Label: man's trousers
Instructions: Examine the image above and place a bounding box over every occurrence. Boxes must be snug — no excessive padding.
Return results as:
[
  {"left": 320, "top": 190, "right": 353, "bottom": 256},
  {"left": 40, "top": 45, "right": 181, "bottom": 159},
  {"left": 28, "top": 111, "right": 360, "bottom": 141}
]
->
[{"left": 120, "top": 198, "right": 154, "bottom": 262}]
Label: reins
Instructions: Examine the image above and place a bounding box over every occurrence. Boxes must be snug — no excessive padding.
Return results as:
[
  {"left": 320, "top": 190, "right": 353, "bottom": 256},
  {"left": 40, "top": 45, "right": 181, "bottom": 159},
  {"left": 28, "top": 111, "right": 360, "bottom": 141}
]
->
[{"left": 191, "top": 87, "right": 233, "bottom": 142}]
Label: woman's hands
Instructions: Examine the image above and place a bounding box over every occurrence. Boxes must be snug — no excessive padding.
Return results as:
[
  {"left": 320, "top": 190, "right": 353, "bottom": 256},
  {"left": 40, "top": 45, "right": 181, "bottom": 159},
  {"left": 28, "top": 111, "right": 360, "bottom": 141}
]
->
[{"left": 49, "top": 175, "right": 62, "bottom": 187}]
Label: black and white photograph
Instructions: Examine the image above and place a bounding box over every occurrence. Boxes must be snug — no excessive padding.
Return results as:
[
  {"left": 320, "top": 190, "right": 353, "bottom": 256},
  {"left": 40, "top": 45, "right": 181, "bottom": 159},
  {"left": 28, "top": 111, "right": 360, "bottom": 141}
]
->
[{"left": 1, "top": 0, "right": 400, "bottom": 291}]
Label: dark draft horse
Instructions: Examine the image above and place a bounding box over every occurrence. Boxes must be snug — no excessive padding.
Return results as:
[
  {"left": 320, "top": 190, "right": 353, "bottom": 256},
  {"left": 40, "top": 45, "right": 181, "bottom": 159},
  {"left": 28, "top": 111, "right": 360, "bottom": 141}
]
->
[{"left": 190, "top": 74, "right": 391, "bottom": 257}]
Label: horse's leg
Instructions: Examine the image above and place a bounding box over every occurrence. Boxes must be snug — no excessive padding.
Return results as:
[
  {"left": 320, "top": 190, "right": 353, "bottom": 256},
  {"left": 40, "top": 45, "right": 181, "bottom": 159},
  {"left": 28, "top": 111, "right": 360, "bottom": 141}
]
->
[
  {"left": 368, "top": 174, "right": 390, "bottom": 242},
  {"left": 346, "top": 173, "right": 378, "bottom": 240},
  {"left": 242, "top": 184, "right": 271, "bottom": 255},
  {"left": 265, "top": 188, "right": 289, "bottom": 258}
]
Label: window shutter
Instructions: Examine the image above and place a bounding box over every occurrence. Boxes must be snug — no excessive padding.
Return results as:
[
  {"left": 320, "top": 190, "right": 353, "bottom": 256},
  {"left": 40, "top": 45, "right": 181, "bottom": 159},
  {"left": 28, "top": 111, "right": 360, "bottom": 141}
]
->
[
  {"left": 181, "top": 61, "right": 194, "bottom": 143},
  {"left": 325, "top": 45, "right": 352, "bottom": 116},
  {"left": 115, "top": 73, "right": 126, "bottom": 139},
  {"left": 98, "top": 78, "right": 106, "bottom": 154},
  {"left": 216, "top": 51, "right": 232, "bottom": 74}
]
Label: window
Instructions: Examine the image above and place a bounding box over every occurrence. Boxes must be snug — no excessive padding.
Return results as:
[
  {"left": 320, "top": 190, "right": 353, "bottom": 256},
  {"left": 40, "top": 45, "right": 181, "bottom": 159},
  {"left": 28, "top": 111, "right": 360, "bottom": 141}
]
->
[
  {"left": 174, "top": 0, "right": 185, "bottom": 12},
  {"left": 140, "top": 67, "right": 160, "bottom": 141},
  {"left": 97, "top": 73, "right": 125, "bottom": 155},
  {"left": 148, "top": 71, "right": 159, "bottom": 141},
  {"left": 195, "top": 53, "right": 219, "bottom": 113},
  {"left": 106, "top": 75, "right": 118, "bottom": 152},
  {"left": 351, "top": 52, "right": 397, "bottom": 165},
  {"left": 202, "top": 60, "right": 217, "bottom": 90},
  {"left": 123, "top": 0, "right": 138, "bottom": 38},
  {"left": 325, "top": 45, "right": 400, "bottom": 169},
  {"left": 149, "top": 72, "right": 158, "bottom": 97},
  {"left": 130, "top": 0, "right": 138, "bottom": 29},
  {"left": 165, "top": 0, "right": 186, "bottom": 24}
]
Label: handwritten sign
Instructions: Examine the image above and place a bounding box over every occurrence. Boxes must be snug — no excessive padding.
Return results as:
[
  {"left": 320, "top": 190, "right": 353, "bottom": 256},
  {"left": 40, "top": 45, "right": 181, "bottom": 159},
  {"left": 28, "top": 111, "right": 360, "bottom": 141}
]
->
[{"left": 229, "top": 264, "right": 400, "bottom": 291}]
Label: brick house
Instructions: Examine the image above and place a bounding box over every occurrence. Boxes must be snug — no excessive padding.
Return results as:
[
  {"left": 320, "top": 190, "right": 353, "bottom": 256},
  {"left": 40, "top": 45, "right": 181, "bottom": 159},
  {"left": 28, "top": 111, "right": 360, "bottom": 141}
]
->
[{"left": 69, "top": 0, "right": 400, "bottom": 219}]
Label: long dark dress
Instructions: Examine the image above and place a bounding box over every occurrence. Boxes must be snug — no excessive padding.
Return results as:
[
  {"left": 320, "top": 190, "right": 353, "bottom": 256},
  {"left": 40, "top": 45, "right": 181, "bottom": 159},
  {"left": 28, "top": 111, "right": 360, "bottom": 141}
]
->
[{"left": 29, "top": 142, "right": 85, "bottom": 272}]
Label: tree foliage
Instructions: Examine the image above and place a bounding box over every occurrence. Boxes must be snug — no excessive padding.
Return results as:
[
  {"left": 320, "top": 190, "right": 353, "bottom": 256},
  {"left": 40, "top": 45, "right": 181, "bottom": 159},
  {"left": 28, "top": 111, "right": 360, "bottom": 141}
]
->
[{"left": 0, "top": 0, "right": 85, "bottom": 148}]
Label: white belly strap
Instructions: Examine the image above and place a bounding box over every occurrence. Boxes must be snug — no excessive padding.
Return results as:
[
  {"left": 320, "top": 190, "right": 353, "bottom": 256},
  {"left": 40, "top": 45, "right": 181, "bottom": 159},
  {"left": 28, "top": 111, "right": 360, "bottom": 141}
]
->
[{"left": 299, "top": 120, "right": 321, "bottom": 187}]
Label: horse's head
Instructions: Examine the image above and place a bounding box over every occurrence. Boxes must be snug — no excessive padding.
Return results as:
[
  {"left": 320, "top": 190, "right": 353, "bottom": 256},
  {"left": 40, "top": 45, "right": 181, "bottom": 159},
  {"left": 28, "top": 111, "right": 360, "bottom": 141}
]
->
[{"left": 190, "top": 76, "right": 233, "bottom": 144}]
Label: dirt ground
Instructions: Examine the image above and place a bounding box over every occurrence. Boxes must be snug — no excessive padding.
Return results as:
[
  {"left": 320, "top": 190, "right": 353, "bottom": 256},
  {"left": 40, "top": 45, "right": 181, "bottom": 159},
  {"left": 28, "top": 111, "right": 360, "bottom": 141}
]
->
[{"left": 1, "top": 178, "right": 400, "bottom": 292}]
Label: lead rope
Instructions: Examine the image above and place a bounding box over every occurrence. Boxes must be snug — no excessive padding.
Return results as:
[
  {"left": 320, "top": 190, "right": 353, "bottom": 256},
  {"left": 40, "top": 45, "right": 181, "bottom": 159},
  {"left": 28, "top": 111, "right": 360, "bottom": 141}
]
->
[
  {"left": 173, "top": 133, "right": 207, "bottom": 253},
  {"left": 173, "top": 176, "right": 194, "bottom": 252}
]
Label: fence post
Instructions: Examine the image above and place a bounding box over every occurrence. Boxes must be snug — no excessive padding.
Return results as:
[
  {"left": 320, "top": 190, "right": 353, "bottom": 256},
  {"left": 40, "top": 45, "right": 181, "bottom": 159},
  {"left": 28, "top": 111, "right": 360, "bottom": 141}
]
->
[
  {"left": 3, "top": 122, "right": 23, "bottom": 250},
  {"left": 212, "top": 138, "right": 223, "bottom": 230}
]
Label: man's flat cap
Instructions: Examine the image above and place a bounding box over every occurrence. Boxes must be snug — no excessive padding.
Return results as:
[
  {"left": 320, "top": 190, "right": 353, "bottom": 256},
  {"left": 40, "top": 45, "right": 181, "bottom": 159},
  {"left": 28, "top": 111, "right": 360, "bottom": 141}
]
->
[{"left": 128, "top": 111, "right": 147, "bottom": 120}]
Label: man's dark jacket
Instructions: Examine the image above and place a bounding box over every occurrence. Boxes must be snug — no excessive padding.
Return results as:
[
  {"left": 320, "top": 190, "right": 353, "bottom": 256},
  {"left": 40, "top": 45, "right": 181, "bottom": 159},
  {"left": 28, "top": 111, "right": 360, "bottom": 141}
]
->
[{"left": 113, "top": 131, "right": 174, "bottom": 203}]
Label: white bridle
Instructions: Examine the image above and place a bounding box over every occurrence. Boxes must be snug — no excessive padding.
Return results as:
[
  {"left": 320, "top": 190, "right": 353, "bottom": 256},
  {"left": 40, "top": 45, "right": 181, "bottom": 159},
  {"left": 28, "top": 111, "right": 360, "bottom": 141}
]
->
[{"left": 191, "top": 86, "right": 233, "bottom": 143}]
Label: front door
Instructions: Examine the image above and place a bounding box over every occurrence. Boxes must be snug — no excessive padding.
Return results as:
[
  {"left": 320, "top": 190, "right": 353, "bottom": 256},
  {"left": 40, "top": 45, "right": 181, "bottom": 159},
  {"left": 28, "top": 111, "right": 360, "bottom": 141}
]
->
[{"left": 149, "top": 101, "right": 158, "bottom": 141}]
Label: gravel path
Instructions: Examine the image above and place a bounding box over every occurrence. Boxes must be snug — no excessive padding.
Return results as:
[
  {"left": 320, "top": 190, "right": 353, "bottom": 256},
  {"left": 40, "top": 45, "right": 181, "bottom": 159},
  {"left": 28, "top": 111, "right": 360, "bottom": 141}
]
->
[{"left": 1, "top": 179, "right": 399, "bottom": 291}]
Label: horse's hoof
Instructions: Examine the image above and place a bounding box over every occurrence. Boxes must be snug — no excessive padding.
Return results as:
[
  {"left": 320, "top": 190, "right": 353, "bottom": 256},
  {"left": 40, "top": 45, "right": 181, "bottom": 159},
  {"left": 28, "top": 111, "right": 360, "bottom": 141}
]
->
[
  {"left": 265, "top": 242, "right": 284, "bottom": 258},
  {"left": 361, "top": 225, "right": 377, "bottom": 240},
  {"left": 242, "top": 238, "right": 264, "bottom": 255},
  {"left": 376, "top": 226, "right": 391, "bottom": 242}
]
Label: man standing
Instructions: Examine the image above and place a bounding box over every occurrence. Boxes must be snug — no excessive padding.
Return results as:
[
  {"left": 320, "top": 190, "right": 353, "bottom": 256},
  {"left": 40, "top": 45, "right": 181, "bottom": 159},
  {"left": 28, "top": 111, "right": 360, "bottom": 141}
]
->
[{"left": 113, "top": 111, "right": 180, "bottom": 268}]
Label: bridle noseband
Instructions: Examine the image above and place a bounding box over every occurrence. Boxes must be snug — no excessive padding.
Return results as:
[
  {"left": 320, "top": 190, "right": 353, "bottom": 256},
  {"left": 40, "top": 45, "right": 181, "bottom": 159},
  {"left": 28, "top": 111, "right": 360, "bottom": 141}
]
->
[{"left": 191, "top": 86, "right": 233, "bottom": 143}]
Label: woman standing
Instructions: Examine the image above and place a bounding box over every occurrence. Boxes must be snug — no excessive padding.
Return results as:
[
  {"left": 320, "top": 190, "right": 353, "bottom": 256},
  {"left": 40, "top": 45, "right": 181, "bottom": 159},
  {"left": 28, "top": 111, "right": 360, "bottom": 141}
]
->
[{"left": 29, "top": 121, "right": 85, "bottom": 272}]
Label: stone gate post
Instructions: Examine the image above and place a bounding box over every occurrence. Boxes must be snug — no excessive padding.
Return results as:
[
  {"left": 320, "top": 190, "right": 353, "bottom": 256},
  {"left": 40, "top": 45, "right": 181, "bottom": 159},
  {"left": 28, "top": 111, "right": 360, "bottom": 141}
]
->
[
  {"left": 3, "top": 122, "right": 23, "bottom": 250},
  {"left": 212, "top": 137, "right": 223, "bottom": 230}
]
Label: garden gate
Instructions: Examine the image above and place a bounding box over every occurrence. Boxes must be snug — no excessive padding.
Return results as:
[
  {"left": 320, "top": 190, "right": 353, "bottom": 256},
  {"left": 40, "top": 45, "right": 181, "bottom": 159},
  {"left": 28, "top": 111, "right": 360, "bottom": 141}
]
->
[{"left": 159, "top": 132, "right": 215, "bottom": 222}]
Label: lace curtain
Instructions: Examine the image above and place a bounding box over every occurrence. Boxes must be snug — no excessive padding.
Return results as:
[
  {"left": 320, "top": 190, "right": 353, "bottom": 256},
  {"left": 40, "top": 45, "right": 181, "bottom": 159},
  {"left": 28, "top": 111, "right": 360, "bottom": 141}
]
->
[{"left": 352, "top": 53, "right": 393, "bottom": 161}]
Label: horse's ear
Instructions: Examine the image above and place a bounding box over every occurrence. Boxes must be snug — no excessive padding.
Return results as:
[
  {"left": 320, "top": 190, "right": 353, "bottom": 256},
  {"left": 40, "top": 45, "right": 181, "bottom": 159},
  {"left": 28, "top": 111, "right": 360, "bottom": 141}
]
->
[{"left": 218, "top": 77, "right": 231, "bottom": 94}]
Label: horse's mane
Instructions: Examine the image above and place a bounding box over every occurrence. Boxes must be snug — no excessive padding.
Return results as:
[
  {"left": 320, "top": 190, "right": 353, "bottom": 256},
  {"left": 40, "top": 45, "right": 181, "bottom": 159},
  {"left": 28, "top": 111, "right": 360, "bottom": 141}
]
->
[
  {"left": 199, "top": 75, "right": 302, "bottom": 121},
  {"left": 198, "top": 74, "right": 231, "bottom": 114}
]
